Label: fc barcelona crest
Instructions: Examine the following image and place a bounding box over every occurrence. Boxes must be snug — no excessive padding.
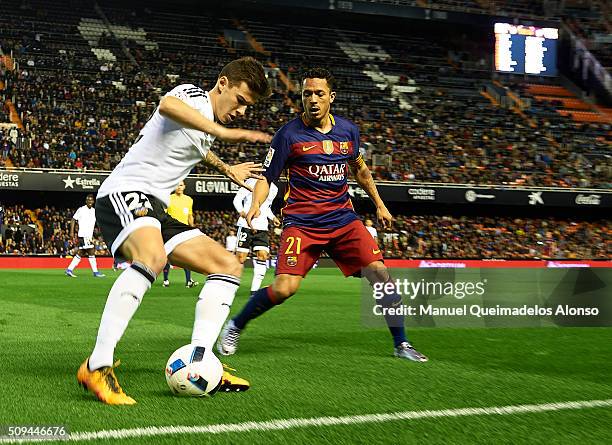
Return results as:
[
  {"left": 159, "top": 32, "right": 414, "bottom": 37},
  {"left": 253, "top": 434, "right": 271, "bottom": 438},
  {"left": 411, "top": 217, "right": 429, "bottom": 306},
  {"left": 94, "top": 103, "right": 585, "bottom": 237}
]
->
[
  {"left": 339, "top": 141, "right": 350, "bottom": 155},
  {"left": 322, "top": 140, "right": 334, "bottom": 155},
  {"left": 287, "top": 256, "right": 298, "bottom": 267}
]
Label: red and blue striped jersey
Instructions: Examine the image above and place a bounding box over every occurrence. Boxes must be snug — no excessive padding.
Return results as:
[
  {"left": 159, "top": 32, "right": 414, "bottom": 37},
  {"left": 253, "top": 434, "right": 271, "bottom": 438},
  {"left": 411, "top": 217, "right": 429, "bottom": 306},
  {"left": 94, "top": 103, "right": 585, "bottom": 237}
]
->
[{"left": 263, "top": 114, "right": 365, "bottom": 228}]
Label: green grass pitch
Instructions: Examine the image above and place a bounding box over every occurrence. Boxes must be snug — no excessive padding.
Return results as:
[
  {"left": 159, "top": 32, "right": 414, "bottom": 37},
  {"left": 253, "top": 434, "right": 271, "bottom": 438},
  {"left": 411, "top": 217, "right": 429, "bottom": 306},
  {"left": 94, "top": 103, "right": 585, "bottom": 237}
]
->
[{"left": 0, "top": 268, "right": 611, "bottom": 444}]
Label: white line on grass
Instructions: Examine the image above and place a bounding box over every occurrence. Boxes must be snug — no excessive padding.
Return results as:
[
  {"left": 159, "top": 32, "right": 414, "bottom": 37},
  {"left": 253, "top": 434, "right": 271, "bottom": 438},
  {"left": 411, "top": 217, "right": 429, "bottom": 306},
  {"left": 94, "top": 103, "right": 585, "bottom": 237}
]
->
[{"left": 2, "top": 398, "right": 611, "bottom": 443}]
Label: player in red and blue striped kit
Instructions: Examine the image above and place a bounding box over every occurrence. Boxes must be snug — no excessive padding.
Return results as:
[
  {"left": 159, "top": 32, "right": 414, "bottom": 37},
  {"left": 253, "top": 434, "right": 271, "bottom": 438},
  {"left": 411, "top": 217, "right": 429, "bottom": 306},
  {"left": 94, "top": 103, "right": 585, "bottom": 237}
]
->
[{"left": 219, "top": 68, "right": 427, "bottom": 362}]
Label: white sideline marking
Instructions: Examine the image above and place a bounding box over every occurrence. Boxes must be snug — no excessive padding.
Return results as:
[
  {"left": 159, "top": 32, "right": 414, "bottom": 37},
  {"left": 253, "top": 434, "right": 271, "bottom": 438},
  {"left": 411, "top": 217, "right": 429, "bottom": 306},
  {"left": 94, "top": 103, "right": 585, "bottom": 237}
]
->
[{"left": 2, "top": 399, "right": 611, "bottom": 443}]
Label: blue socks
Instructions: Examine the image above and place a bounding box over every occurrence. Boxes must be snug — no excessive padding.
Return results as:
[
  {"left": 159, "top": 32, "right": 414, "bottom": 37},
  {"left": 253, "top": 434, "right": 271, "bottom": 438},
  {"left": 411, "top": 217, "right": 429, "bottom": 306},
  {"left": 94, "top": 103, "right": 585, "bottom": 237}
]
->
[
  {"left": 233, "top": 286, "right": 277, "bottom": 330},
  {"left": 232, "top": 284, "right": 406, "bottom": 348},
  {"left": 380, "top": 291, "right": 408, "bottom": 347}
]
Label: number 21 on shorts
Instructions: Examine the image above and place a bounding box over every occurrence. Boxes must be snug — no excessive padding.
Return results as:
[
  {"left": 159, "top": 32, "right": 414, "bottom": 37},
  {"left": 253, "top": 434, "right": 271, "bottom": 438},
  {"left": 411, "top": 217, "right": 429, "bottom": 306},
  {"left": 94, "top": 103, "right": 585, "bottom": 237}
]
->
[{"left": 285, "top": 236, "right": 302, "bottom": 255}]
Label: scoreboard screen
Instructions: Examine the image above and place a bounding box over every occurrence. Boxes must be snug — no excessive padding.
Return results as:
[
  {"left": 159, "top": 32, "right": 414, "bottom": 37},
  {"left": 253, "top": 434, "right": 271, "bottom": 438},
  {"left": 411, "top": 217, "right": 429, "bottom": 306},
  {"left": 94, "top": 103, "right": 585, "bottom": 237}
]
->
[{"left": 494, "top": 23, "right": 558, "bottom": 76}]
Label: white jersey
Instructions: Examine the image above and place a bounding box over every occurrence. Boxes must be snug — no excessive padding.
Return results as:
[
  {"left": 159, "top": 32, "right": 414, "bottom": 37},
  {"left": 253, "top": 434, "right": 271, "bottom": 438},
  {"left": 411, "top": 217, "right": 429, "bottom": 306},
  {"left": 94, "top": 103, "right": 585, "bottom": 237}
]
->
[
  {"left": 366, "top": 226, "right": 378, "bottom": 239},
  {"left": 225, "top": 235, "right": 238, "bottom": 252},
  {"left": 233, "top": 178, "right": 278, "bottom": 231},
  {"left": 73, "top": 205, "right": 96, "bottom": 238},
  {"left": 97, "top": 84, "right": 215, "bottom": 205}
]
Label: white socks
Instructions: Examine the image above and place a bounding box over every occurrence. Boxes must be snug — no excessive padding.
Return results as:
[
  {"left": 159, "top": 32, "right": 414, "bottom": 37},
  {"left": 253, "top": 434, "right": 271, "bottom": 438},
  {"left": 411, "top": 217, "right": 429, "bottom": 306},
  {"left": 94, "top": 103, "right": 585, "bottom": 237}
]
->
[
  {"left": 88, "top": 256, "right": 99, "bottom": 273},
  {"left": 89, "top": 268, "right": 240, "bottom": 369},
  {"left": 67, "top": 255, "right": 99, "bottom": 273},
  {"left": 191, "top": 274, "right": 240, "bottom": 351},
  {"left": 251, "top": 258, "right": 268, "bottom": 292},
  {"left": 67, "top": 255, "right": 81, "bottom": 271},
  {"left": 88, "top": 263, "right": 155, "bottom": 370}
]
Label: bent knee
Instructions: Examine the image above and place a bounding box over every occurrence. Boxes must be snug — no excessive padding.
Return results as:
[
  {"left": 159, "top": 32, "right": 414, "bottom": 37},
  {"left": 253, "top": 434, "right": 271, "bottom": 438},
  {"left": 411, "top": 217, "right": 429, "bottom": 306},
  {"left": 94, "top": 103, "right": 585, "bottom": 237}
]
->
[
  {"left": 124, "top": 248, "right": 168, "bottom": 275},
  {"left": 272, "top": 282, "right": 299, "bottom": 301},
  {"left": 364, "top": 261, "right": 389, "bottom": 284},
  {"left": 132, "top": 253, "right": 167, "bottom": 275},
  {"left": 212, "top": 251, "right": 243, "bottom": 277}
]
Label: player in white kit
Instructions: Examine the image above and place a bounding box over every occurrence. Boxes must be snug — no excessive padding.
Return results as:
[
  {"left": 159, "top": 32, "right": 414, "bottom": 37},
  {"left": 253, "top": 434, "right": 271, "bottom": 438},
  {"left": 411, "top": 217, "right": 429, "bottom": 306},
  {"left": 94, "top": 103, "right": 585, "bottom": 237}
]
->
[
  {"left": 232, "top": 178, "right": 280, "bottom": 295},
  {"left": 364, "top": 219, "right": 378, "bottom": 240},
  {"left": 77, "top": 57, "right": 272, "bottom": 404},
  {"left": 225, "top": 230, "right": 238, "bottom": 252},
  {"left": 65, "top": 194, "right": 105, "bottom": 278}
]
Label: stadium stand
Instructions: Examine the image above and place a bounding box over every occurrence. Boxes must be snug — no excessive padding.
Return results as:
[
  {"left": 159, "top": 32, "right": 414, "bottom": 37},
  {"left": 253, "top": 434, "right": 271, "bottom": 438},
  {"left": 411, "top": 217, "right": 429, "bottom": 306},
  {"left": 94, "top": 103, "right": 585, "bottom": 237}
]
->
[
  {"left": 0, "top": 0, "right": 609, "bottom": 186},
  {"left": 0, "top": 0, "right": 609, "bottom": 263},
  {"left": 363, "top": 0, "right": 610, "bottom": 70},
  {"left": 1, "top": 205, "right": 609, "bottom": 259},
  {"left": 562, "top": 0, "right": 611, "bottom": 69}
]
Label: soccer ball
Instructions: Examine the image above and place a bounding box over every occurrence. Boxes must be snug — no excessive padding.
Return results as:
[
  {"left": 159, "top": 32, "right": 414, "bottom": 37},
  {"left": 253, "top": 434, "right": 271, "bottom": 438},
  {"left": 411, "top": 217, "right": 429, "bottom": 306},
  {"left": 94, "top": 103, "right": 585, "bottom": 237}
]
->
[{"left": 165, "top": 344, "right": 223, "bottom": 396}]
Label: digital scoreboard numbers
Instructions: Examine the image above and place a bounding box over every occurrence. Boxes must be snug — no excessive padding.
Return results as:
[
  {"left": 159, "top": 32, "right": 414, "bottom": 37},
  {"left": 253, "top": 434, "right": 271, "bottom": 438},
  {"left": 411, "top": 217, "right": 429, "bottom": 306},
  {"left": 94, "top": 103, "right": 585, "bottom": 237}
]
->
[{"left": 494, "top": 23, "right": 558, "bottom": 76}]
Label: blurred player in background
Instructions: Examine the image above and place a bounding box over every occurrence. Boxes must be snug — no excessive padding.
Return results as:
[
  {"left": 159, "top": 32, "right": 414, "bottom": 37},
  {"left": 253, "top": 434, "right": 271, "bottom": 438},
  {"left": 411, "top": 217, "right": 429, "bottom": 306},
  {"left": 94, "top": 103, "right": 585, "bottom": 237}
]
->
[
  {"left": 77, "top": 56, "right": 272, "bottom": 405},
  {"left": 365, "top": 219, "right": 378, "bottom": 240},
  {"left": 233, "top": 178, "right": 280, "bottom": 295},
  {"left": 220, "top": 68, "right": 427, "bottom": 362},
  {"left": 65, "top": 194, "right": 105, "bottom": 278},
  {"left": 162, "top": 181, "right": 199, "bottom": 288},
  {"left": 225, "top": 230, "right": 238, "bottom": 253}
]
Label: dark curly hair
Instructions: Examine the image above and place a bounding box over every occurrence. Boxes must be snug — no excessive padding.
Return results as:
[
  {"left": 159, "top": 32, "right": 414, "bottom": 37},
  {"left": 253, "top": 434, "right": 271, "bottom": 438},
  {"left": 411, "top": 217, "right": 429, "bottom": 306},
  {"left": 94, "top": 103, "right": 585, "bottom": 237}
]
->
[{"left": 300, "top": 67, "right": 336, "bottom": 90}]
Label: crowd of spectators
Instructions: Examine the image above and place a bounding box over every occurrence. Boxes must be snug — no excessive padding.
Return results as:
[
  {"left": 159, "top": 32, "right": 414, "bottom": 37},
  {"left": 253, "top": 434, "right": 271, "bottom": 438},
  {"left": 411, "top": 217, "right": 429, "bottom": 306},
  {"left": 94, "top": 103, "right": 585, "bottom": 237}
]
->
[
  {"left": 0, "top": 203, "right": 108, "bottom": 255},
  {"left": 0, "top": 103, "right": 10, "bottom": 122},
  {"left": 1, "top": 130, "right": 14, "bottom": 165},
  {"left": 354, "top": 92, "right": 609, "bottom": 188},
  {"left": 367, "top": 214, "right": 609, "bottom": 260},
  {"left": 1, "top": 204, "right": 609, "bottom": 259},
  {"left": 0, "top": 1, "right": 609, "bottom": 187}
]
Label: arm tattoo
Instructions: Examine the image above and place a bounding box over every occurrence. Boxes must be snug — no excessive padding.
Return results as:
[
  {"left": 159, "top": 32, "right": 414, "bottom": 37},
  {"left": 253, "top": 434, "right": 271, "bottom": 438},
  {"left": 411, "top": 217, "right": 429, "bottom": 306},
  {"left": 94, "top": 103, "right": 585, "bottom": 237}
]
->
[
  {"left": 204, "top": 150, "right": 231, "bottom": 176},
  {"left": 353, "top": 164, "right": 384, "bottom": 206}
]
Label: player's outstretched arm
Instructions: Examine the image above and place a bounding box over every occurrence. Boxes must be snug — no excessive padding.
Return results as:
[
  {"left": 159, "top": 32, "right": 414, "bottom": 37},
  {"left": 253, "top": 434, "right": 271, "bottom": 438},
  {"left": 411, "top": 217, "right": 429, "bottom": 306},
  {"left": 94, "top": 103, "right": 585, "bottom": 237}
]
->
[
  {"left": 350, "top": 161, "right": 393, "bottom": 229},
  {"left": 204, "top": 150, "right": 264, "bottom": 191},
  {"left": 159, "top": 96, "right": 271, "bottom": 143},
  {"left": 246, "top": 179, "right": 270, "bottom": 228}
]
